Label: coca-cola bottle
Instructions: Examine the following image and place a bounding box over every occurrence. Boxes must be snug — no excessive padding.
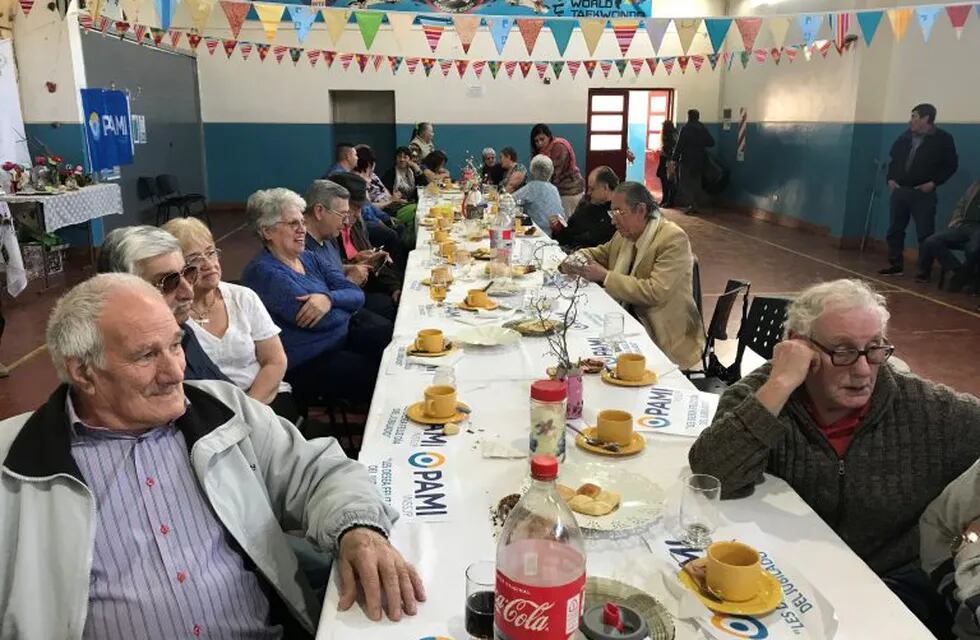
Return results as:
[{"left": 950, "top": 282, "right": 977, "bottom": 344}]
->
[{"left": 495, "top": 455, "right": 586, "bottom": 640}]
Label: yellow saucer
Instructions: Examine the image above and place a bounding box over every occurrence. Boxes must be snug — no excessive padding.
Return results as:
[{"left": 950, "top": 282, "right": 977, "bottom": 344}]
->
[
  {"left": 457, "top": 300, "right": 499, "bottom": 312},
  {"left": 406, "top": 401, "right": 470, "bottom": 425},
  {"left": 601, "top": 368, "right": 658, "bottom": 387},
  {"left": 406, "top": 341, "right": 456, "bottom": 358},
  {"left": 472, "top": 250, "right": 493, "bottom": 261},
  {"left": 419, "top": 218, "right": 437, "bottom": 227},
  {"left": 677, "top": 569, "right": 783, "bottom": 616},
  {"left": 421, "top": 277, "right": 454, "bottom": 286},
  {"left": 575, "top": 426, "right": 646, "bottom": 457}
]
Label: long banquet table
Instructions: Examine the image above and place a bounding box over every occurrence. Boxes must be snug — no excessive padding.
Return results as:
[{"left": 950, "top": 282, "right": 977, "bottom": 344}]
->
[{"left": 316, "top": 195, "right": 932, "bottom": 639}]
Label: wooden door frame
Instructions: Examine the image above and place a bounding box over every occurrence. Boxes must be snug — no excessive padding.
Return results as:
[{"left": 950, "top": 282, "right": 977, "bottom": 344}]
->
[{"left": 584, "top": 88, "right": 630, "bottom": 180}]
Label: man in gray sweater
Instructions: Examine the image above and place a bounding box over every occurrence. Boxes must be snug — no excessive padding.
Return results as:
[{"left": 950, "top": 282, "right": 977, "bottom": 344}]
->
[{"left": 689, "top": 279, "right": 980, "bottom": 637}]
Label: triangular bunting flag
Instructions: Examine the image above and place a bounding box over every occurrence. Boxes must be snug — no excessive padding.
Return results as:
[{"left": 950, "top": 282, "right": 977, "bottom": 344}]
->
[
  {"left": 583, "top": 60, "right": 597, "bottom": 78},
  {"left": 770, "top": 47, "right": 781, "bottom": 64},
  {"left": 222, "top": 39, "right": 236, "bottom": 57},
  {"left": 646, "top": 57, "right": 657, "bottom": 74},
  {"left": 289, "top": 47, "right": 302, "bottom": 65},
  {"left": 322, "top": 50, "right": 336, "bottom": 68},
  {"left": 121, "top": 0, "right": 139, "bottom": 23},
  {"left": 187, "top": 33, "right": 202, "bottom": 50},
  {"left": 629, "top": 58, "right": 643, "bottom": 76},
  {"left": 566, "top": 60, "right": 581, "bottom": 78},
  {"left": 888, "top": 8, "right": 912, "bottom": 41},
  {"left": 599, "top": 60, "right": 612, "bottom": 78},
  {"left": 372, "top": 54, "right": 384, "bottom": 71},
  {"left": 735, "top": 17, "right": 762, "bottom": 51},
  {"left": 354, "top": 11, "right": 384, "bottom": 49},
  {"left": 219, "top": 0, "right": 249, "bottom": 38},
  {"left": 740, "top": 50, "right": 751, "bottom": 69},
  {"left": 488, "top": 60, "right": 501, "bottom": 79},
  {"left": 184, "top": 0, "right": 213, "bottom": 34},
  {"left": 472, "top": 60, "right": 485, "bottom": 78},
  {"left": 519, "top": 60, "right": 533, "bottom": 78},
  {"left": 79, "top": 13, "right": 95, "bottom": 29},
  {"left": 579, "top": 18, "right": 606, "bottom": 57},
  {"left": 769, "top": 17, "right": 791, "bottom": 48},
  {"left": 644, "top": 18, "right": 669, "bottom": 54},
  {"left": 674, "top": 19, "right": 702, "bottom": 55},
  {"left": 99, "top": 16, "right": 112, "bottom": 33},
  {"left": 784, "top": 45, "right": 799, "bottom": 62},
  {"left": 704, "top": 18, "right": 732, "bottom": 53},
  {"left": 255, "top": 44, "right": 269, "bottom": 62},
  {"left": 322, "top": 9, "right": 350, "bottom": 47},
  {"left": 150, "top": 27, "right": 165, "bottom": 46},
  {"left": 154, "top": 0, "right": 176, "bottom": 31},
  {"left": 133, "top": 24, "right": 148, "bottom": 43},
  {"left": 723, "top": 51, "right": 734, "bottom": 70},
  {"left": 356, "top": 53, "right": 370, "bottom": 73},
  {"left": 388, "top": 55, "right": 403, "bottom": 74},
  {"left": 387, "top": 12, "right": 416, "bottom": 50},
  {"left": 168, "top": 29, "right": 181, "bottom": 48},
  {"left": 453, "top": 15, "right": 480, "bottom": 54},
  {"left": 916, "top": 7, "right": 941, "bottom": 42},
  {"left": 797, "top": 14, "right": 823, "bottom": 46},
  {"left": 500, "top": 60, "right": 515, "bottom": 79},
  {"left": 306, "top": 49, "right": 320, "bottom": 66},
  {"left": 661, "top": 56, "right": 675, "bottom": 75},
  {"left": 101, "top": 0, "right": 123, "bottom": 22},
  {"left": 205, "top": 36, "right": 220, "bottom": 55},
  {"left": 830, "top": 13, "right": 851, "bottom": 51},
  {"left": 253, "top": 3, "right": 286, "bottom": 42},
  {"left": 455, "top": 59, "right": 469, "bottom": 78},
  {"left": 517, "top": 18, "right": 545, "bottom": 55},
  {"left": 535, "top": 61, "right": 548, "bottom": 80},
  {"left": 340, "top": 52, "right": 354, "bottom": 70},
  {"left": 611, "top": 19, "right": 639, "bottom": 56},
  {"left": 613, "top": 59, "right": 627, "bottom": 77},
  {"left": 438, "top": 59, "right": 452, "bottom": 77},
  {"left": 86, "top": 0, "right": 102, "bottom": 19},
  {"left": 240, "top": 42, "right": 253, "bottom": 60},
  {"left": 113, "top": 21, "right": 130, "bottom": 38},
  {"left": 488, "top": 18, "right": 514, "bottom": 55},
  {"left": 754, "top": 48, "right": 767, "bottom": 63},
  {"left": 849, "top": 11, "right": 881, "bottom": 47},
  {"left": 816, "top": 40, "right": 832, "bottom": 57},
  {"left": 707, "top": 53, "right": 720, "bottom": 69},
  {"left": 945, "top": 5, "right": 971, "bottom": 39},
  {"left": 551, "top": 60, "right": 564, "bottom": 78},
  {"left": 421, "top": 57, "right": 435, "bottom": 77},
  {"left": 288, "top": 5, "right": 318, "bottom": 44},
  {"left": 421, "top": 19, "right": 446, "bottom": 53},
  {"left": 273, "top": 44, "right": 288, "bottom": 63},
  {"left": 692, "top": 54, "right": 704, "bottom": 72},
  {"left": 406, "top": 57, "right": 419, "bottom": 74},
  {"left": 677, "top": 56, "right": 689, "bottom": 73},
  {"left": 548, "top": 19, "right": 575, "bottom": 56}
]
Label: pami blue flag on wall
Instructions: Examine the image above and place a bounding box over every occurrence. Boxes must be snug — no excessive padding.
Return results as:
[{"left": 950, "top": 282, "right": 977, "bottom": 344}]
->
[{"left": 80, "top": 88, "right": 134, "bottom": 172}]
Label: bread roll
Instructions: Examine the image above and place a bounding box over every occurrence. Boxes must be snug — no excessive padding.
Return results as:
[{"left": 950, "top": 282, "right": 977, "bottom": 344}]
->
[
  {"left": 577, "top": 483, "right": 602, "bottom": 498},
  {"left": 557, "top": 484, "right": 576, "bottom": 501}
]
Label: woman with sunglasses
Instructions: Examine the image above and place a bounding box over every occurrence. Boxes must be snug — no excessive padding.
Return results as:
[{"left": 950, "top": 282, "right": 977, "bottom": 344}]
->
[{"left": 162, "top": 217, "right": 298, "bottom": 423}]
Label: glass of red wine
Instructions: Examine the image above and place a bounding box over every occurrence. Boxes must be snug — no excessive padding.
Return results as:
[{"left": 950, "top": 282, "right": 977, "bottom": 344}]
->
[{"left": 465, "top": 561, "right": 495, "bottom": 639}]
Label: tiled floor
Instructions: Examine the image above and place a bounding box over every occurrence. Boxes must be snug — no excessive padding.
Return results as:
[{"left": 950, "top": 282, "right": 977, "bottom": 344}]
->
[{"left": 1, "top": 206, "right": 977, "bottom": 420}]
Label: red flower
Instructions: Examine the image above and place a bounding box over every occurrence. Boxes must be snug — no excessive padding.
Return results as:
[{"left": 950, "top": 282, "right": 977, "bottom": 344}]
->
[
  {"left": 35, "top": 156, "right": 46, "bottom": 166},
  {"left": 2, "top": 161, "right": 16, "bottom": 171}
]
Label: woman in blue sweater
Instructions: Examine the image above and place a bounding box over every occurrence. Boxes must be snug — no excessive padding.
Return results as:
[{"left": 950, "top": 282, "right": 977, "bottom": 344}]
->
[{"left": 241, "top": 188, "right": 391, "bottom": 405}]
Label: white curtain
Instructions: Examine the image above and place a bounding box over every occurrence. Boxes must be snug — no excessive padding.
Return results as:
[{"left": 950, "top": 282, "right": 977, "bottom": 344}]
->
[{"left": 0, "top": 39, "right": 30, "bottom": 167}]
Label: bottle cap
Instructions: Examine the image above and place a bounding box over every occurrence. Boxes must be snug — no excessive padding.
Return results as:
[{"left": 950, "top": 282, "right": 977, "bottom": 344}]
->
[
  {"left": 531, "top": 379, "right": 567, "bottom": 402},
  {"left": 530, "top": 455, "right": 559, "bottom": 480}
]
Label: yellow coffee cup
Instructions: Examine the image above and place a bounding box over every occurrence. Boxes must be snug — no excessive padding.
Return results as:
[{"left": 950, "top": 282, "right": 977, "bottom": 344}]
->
[
  {"left": 441, "top": 242, "right": 456, "bottom": 259},
  {"left": 415, "top": 328, "right": 444, "bottom": 353},
  {"left": 616, "top": 353, "right": 646, "bottom": 382},
  {"left": 424, "top": 385, "right": 457, "bottom": 419},
  {"left": 596, "top": 409, "right": 634, "bottom": 446},
  {"left": 433, "top": 229, "right": 449, "bottom": 243},
  {"left": 466, "top": 289, "right": 490, "bottom": 308},
  {"left": 706, "top": 541, "right": 763, "bottom": 603}
]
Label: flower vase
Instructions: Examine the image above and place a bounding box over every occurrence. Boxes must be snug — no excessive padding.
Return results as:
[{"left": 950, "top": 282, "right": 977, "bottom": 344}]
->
[{"left": 558, "top": 365, "right": 584, "bottom": 419}]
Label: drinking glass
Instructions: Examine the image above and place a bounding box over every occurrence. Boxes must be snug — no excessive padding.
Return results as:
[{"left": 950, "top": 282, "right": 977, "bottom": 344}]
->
[
  {"left": 602, "top": 312, "right": 624, "bottom": 346},
  {"left": 465, "top": 561, "right": 495, "bottom": 639},
  {"left": 429, "top": 272, "right": 449, "bottom": 306},
  {"left": 679, "top": 473, "right": 721, "bottom": 549},
  {"left": 433, "top": 365, "right": 456, "bottom": 389}
]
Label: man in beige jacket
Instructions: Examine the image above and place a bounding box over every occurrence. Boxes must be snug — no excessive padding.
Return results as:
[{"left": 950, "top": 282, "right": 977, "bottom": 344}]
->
[{"left": 564, "top": 181, "right": 704, "bottom": 369}]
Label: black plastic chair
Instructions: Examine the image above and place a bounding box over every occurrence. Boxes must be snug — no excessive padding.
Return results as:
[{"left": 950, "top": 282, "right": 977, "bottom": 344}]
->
[
  {"left": 688, "top": 280, "right": 751, "bottom": 393},
  {"left": 692, "top": 254, "right": 703, "bottom": 321},
  {"left": 156, "top": 174, "right": 210, "bottom": 228},
  {"left": 137, "top": 176, "right": 179, "bottom": 226}
]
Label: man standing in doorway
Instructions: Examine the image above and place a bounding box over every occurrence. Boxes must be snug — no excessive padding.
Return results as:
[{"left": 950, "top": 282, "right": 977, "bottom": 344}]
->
[
  {"left": 671, "top": 109, "right": 715, "bottom": 215},
  {"left": 879, "top": 103, "right": 958, "bottom": 276}
]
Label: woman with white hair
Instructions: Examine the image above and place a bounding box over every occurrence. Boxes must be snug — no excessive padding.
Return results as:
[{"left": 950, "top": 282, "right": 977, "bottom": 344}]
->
[
  {"left": 240, "top": 188, "right": 392, "bottom": 406},
  {"left": 689, "top": 278, "right": 980, "bottom": 635},
  {"left": 480, "top": 147, "right": 504, "bottom": 186},
  {"left": 512, "top": 154, "right": 564, "bottom": 236}
]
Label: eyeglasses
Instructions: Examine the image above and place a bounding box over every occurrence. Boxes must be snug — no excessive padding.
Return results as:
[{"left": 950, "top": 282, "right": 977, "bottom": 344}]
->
[
  {"left": 275, "top": 219, "right": 306, "bottom": 231},
  {"left": 608, "top": 208, "right": 627, "bottom": 219},
  {"left": 808, "top": 337, "right": 895, "bottom": 367},
  {"left": 186, "top": 247, "right": 222, "bottom": 266},
  {"left": 328, "top": 208, "right": 350, "bottom": 219},
  {"left": 154, "top": 264, "right": 199, "bottom": 294}
]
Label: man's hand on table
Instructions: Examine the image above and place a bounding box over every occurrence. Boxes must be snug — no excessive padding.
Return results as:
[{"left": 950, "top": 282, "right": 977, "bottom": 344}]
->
[
  {"left": 579, "top": 259, "right": 608, "bottom": 283},
  {"left": 337, "top": 527, "right": 426, "bottom": 622}
]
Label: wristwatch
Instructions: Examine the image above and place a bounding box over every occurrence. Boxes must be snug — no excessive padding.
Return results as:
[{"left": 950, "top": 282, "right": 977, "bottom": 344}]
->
[{"left": 951, "top": 530, "right": 980, "bottom": 556}]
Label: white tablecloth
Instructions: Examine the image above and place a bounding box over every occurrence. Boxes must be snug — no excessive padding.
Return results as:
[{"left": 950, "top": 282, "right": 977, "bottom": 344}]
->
[
  {"left": 0, "top": 183, "right": 123, "bottom": 232},
  {"left": 316, "top": 195, "right": 931, "bottom": 639}
]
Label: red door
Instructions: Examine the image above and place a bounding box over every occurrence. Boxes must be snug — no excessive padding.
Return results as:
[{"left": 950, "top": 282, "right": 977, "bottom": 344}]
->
[{"left": 585, "top": 89, "right": 629, "bottom": 181}]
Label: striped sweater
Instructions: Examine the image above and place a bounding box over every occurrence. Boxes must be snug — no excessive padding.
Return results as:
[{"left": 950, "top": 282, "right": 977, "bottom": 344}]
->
[{"left": 689, "top": 363, "right": 980, "bottom": 575}]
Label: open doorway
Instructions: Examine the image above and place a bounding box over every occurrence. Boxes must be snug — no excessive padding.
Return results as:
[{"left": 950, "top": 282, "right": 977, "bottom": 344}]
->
[
  {"left": 330, "top": 90, "right": 396, "bottom": 171},
  {"left": 626, "top": 89, "right": 674, "bottom": 199}
]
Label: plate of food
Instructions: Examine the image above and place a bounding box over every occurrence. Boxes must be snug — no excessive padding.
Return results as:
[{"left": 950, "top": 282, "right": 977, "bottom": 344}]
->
[
  {"left": 484, "top": 264, "right": 537, "bottom": 277},
  {"left": 553, "top": 463, "right": 664, "bottom": 532},
  {"left": 503, "top": 317, "right": 565, "bottom": 337},
  {"left": 472, "top": 247, "right": 493, "bottom": 261}
]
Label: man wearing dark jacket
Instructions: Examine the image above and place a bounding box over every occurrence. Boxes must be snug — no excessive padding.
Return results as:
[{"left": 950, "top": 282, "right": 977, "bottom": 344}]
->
[
  {"left": 672, "top": 109, "right": 715, "bottom": 215},
  {"left": 549, "top": 166, "right": 618, "bottom": 251},
  {"left": 880, "top": 103, "right": 959, "bottom": 276},
  {"left": 916, "top": 180, "right": 980, "bottom": 289}
]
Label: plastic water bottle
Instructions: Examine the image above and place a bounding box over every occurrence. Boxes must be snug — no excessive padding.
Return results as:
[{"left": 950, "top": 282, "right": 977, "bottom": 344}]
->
[
  {"left": 490, "top": 194, "right": 515, "bottom": 278},
  {"left": 495, "top": 455, "right": 586, "bottom": 640}
]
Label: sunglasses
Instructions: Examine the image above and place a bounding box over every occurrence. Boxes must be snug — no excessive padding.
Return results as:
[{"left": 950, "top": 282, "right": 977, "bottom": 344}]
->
[{"left": 154, "top": 264, "right": 199, "bottom": 294}]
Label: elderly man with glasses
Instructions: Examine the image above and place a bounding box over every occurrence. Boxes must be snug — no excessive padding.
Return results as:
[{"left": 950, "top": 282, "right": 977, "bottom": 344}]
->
[
  {"left": 689, "top": 278, "right": 980, "bottom": 637},
  {"left": 98, "top": 225, "right": 231, "bottom": 382}
]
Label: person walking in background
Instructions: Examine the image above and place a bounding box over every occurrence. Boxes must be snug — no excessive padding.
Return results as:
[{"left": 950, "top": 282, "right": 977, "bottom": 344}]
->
[
  {"left": 672, "top": 109, "right": 715, "bottom": 215},
  {"left": 880, "top": 103, "right": 958, "bottom": 277},
  {"left": 408, "top": 122, "right": 436, "bottom": 163},
  {"left": 657, "top": 120, "right": 678, "bottom": 208},
  {"left": 530, "top": 123, "right": 586, "bottom": 218}
]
